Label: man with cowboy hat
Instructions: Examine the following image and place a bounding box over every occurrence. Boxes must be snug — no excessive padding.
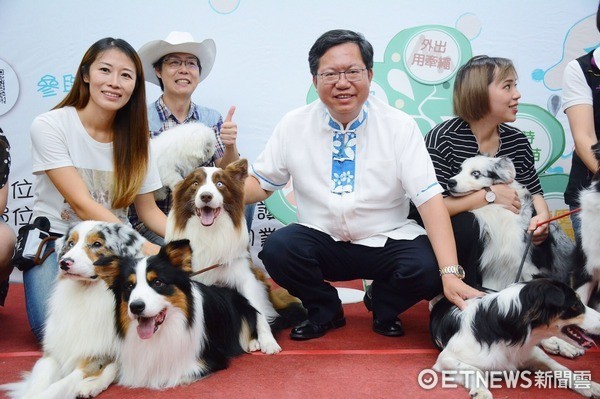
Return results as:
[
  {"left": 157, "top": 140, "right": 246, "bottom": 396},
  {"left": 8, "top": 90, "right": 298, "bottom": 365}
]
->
[{"left": 130, "top": 31, "right": 253, "bottom": 243}]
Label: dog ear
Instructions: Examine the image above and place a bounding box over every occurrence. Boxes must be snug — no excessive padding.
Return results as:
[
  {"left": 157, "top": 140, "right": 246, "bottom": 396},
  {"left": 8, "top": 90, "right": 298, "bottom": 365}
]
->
[
  {"left": 523, "top": 279, "right": 566, "bottom": 327},
  {"left": 163, "top": 240, "right": 193, "bottom": 273},
  {"left": 494, "top": 157, "right": 516, "bottom": 184},
  {"left": 93, "top": 255, "right": 121, "bottom": 287},
  {"left": 225, "top": 158, "right": 248, "bottom": 182}
]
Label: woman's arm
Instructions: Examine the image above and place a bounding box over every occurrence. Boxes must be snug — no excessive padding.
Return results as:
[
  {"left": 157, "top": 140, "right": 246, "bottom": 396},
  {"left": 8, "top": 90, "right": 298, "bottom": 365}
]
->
[
  {"left": 567, "top": 104, "right": 598, "bottom": 173},
  {"left": 133, "top": 192, "right": 167, "bottom": 238},
  {"left": 529, "top": 194, "right": 551, "bottom": 245},
  {"left": 443, "top": 183, "right": 521, "bottom": 216},
  {"left": 46, "top": 167, "right": 122, "bottom": 223},
  {"left": 0, "top": 183, "right": 8, "bottom": 212}
]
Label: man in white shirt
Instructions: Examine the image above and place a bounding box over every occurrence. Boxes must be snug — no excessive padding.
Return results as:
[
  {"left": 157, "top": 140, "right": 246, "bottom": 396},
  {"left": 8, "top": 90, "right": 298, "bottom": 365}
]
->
[{"left": 245, "top": 29, "right": 482, "bottom": 340}]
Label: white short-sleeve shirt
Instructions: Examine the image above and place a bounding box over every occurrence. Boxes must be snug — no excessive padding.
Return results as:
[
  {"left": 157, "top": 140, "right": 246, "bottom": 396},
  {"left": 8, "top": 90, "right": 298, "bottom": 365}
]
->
[
  {"left": 251, "top": 95, "right": 442, "bottom": 247},
  {"left": 31, "top": 106, "right": 162, "bottom": 234},
  {"left": 562, "top": 48, "right": 600, "bottom": 112}
]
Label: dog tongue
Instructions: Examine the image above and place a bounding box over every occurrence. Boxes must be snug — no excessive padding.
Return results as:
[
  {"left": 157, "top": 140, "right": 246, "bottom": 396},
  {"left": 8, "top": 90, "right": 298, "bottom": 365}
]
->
[
  {"left": 137, "top": 317, "right": 156, "bottom": 340},
  {"left": 201, "top": 207, "right": 215, "bottom": 226}
]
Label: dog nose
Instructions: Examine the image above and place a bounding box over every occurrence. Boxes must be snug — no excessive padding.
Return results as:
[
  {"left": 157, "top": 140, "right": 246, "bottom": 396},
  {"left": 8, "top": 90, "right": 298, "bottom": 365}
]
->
[
  {"left": 59, "top": 258, "right": 74, "bottom": 271},
  {"left": 129, "top": 300, "right": 145, "bottom": 315},
  {"left": 447, "top": 179, "right": 457, "bottom": 189},
  {"left": 200, "top": 191, "right": 213, "bottom": 203}
]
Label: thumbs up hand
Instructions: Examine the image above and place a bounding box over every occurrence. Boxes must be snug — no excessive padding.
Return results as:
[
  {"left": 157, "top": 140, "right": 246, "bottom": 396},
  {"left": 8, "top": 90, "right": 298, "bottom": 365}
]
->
[{"left": 220, "top": 106, "right": 238, "bottom": 148}]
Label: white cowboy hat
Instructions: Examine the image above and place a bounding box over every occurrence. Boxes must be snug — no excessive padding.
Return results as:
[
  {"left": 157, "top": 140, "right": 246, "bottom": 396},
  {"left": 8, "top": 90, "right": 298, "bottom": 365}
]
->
[{"left": 137, "top": 31, "right": 216, "bottom": 86}]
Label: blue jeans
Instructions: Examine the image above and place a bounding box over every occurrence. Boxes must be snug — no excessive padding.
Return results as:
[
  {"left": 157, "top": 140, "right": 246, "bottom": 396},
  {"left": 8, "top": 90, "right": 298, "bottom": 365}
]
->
[{"left": 23, "top": 240, "right": 58, "bottom": 342}]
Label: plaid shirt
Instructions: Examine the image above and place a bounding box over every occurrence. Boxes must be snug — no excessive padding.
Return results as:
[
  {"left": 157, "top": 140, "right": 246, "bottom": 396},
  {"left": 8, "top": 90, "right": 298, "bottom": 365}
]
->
[{"left": 129, "top": 97, "right": 226, "bottom": 228}]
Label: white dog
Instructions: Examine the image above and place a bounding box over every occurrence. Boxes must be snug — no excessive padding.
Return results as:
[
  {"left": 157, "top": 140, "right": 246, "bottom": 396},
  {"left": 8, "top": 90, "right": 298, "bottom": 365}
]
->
[
  {"left": 166, "top": 159, "right": 282, "bottom": 354},
  {"left": 447, "top": 155, "right": 574, "bottom": 291},
  {"left": 151, "top": 122, "right": 216, "bottom": 200},
  {"left": 1, "top": 221, "right": 145, "bottom": 399}
]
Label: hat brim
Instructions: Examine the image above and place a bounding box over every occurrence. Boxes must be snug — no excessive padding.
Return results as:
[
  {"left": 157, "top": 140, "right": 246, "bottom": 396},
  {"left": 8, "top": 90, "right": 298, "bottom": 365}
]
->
[{"left": 138, "top": 38, "right": 216, "bottom": 86}]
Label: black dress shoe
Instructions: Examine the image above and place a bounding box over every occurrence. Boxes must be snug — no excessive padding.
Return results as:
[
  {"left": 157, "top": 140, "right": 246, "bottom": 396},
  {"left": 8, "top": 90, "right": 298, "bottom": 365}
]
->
[
  {"left": 290, "top": 311, "right": 346, "bottom": 340},
  {"left": 373, "top": 318, "right": 404, "bottom": 337}
]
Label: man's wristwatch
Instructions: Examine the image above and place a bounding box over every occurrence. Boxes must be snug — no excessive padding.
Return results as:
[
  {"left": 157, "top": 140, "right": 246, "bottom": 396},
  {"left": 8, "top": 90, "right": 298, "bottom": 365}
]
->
[
  {"left": 439, "top": 265, "right": 465, "bottom": 279},
  {"left": 483, "top": 187, "right": 496, "bottom": 204}
]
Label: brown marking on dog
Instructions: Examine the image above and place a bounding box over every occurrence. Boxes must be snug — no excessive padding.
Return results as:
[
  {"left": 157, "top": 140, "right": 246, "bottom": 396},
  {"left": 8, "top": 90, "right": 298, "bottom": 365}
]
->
[
  {"left": 251, "top": 265, "right": 301, "bottom": 310},
  {"left": 170, "top": 159, "right": 248, "bottom": 233},
  {"left": 78, "top": 356, "right": 114, "bottom": 378},
  {"left": 212, "top": 159, "right": 247, "bottom": 231},
  {"left": 163, "top": 240, "right": 193, "bottom": 273},
  {"left": 171, "top": 168, "right": 207, "bottom": 234},
  {"left": 168, "top": 287, "right": 190, "bottom": 320},
  {"left": 94, "top": 255, "right": 121, "bottom": 289}
]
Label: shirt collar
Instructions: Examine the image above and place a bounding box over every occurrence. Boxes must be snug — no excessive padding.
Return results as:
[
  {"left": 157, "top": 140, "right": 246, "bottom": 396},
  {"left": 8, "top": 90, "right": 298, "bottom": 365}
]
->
[
  {"left": 325, "top": 101, "right": 369, "bottom": 133},
  {"left": 156, "top": 95, "right": 200, "bottom": 123}
]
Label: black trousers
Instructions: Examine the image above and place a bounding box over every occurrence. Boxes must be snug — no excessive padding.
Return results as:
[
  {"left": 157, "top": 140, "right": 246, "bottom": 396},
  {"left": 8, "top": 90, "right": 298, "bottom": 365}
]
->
[
  {"left": 259, "top": 224, "right": 442, "bottom": 324},
  {"left": 450, "top": 212, "right": 483, "bottom": 288},
  {"left": 409, "top": 203, "right": 483, "bottom": 289}
]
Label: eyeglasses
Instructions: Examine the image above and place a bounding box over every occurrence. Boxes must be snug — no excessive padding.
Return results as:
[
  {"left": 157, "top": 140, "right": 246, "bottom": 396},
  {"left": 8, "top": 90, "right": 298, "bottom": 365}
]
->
[
  {"left": 317, "top": 68, "right": 366, "bottom": 84},
  {"left": 163, "top": 57, "right": 200, "bottom": 70}
]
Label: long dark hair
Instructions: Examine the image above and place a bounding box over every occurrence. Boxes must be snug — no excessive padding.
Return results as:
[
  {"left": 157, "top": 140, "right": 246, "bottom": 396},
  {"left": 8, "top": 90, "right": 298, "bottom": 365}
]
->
[{"left": 54, "top": 37, "right": 149, "bottom": 209}]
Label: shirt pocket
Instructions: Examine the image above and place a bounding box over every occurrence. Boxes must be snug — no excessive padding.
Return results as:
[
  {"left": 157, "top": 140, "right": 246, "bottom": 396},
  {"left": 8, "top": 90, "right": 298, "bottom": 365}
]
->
[{"left": 359, "top": 159, "right": 399, "bottom": 203}]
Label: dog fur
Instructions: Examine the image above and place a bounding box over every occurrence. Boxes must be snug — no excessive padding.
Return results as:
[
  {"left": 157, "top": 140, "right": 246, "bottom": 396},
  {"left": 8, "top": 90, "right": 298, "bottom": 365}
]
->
[
  {"left": 447, "top": 155, "right": 574, "bottom": 291},
  {"left": 1, "top": 221, "right": 145, "bottom": 399},
  {"left": 430, "top": 278, "right": 600, "bottom": 399},
  {"left": 165, "top": 159, "right": 284, "bottom": 354},
  {"left": 94, "top": 240, "right": 259, "bottom": 389},
  {"left": 151, "top": 122, "right": 216, "bottom": 201}
]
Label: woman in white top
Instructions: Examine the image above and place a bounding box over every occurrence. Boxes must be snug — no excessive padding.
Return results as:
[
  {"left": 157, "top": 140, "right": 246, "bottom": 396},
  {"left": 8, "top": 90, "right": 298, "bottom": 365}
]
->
[{"left": 25, "top": 37, "right": 167, "bottom": 341}]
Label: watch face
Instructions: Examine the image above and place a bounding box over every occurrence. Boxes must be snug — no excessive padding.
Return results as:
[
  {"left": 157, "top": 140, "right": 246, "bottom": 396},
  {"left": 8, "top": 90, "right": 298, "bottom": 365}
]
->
[{"left": 485, "top": 190, "right": 496, "bottom": 203}]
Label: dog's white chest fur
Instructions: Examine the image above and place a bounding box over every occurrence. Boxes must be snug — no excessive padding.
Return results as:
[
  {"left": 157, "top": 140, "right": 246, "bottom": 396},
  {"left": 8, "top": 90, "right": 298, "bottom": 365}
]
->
[
  {"left": 118, "top": 287, "right": 208, "bottom": 389},
  {"left": 43, "top": 279, "right": 118, "bottom": 372}
]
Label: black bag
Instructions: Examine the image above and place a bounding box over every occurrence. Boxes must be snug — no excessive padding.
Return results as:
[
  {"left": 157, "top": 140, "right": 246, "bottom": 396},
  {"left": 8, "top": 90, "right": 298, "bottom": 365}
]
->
[{"left": 12, "top": 216, "right": 57, "bottom": 272}]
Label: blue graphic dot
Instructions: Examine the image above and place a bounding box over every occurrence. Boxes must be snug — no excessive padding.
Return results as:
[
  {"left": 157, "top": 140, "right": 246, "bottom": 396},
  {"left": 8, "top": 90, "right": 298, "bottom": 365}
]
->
[{"left": 531, "top": 69, "right": 545, "bottom": 82}]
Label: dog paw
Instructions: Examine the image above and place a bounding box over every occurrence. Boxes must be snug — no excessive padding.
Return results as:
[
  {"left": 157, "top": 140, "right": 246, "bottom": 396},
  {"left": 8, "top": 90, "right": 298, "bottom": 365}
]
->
[
  {"left": 540, "top": 337, "right": 584, "bottom": 358},
  {"left": 259, "top": 339, "right": 282, "bottom": 355},
  {"left": 470, "top": 388, "right": 493, "bottom": 399},
  {"left": 580, "top": 380, "right": 600, "bottom": 398},
  {"left": 248, "top": 339, "right": 261, "bottom": 352}
]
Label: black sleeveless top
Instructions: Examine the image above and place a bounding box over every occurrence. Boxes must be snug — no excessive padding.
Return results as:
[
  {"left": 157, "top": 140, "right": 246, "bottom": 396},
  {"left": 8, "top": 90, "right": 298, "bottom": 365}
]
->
[{"left": 564, "top": 51, "right": 600, "bottom": 206}]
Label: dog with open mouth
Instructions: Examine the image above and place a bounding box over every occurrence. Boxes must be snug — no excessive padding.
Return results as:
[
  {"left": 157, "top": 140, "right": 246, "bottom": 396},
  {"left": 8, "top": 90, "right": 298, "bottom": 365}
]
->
[
  {"left": 1, "top": 221, "right": 145, "bottom": 399},
  {"left": 430, "top": 278, "right": 600, "bottom": 399},
  {"left": 94, "top": 239, "right": 260, "bottom": 389},
  {"left": 165, "top": 159, "right": 291, "bottom": 354}
]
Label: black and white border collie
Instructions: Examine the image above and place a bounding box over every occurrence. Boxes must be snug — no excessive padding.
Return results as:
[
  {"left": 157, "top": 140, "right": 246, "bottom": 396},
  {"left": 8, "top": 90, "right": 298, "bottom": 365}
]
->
[
  {"left": 430, "top": 278, "right": 600, "bottom": 398},
  {"left": 447, "top": 155, "right": 574, "bottom": 291},
  {"left": 2, "top": 221, "right": 145, "bottom": 399},
  {"left": 166, "top": 158, "right": 282, "bottom": 354},
  {"left": 94, "top": 239, "right": 259, "bottom": 389},
  {"left": 574, "top": 142, "right": 600, "bottom": 311}
]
